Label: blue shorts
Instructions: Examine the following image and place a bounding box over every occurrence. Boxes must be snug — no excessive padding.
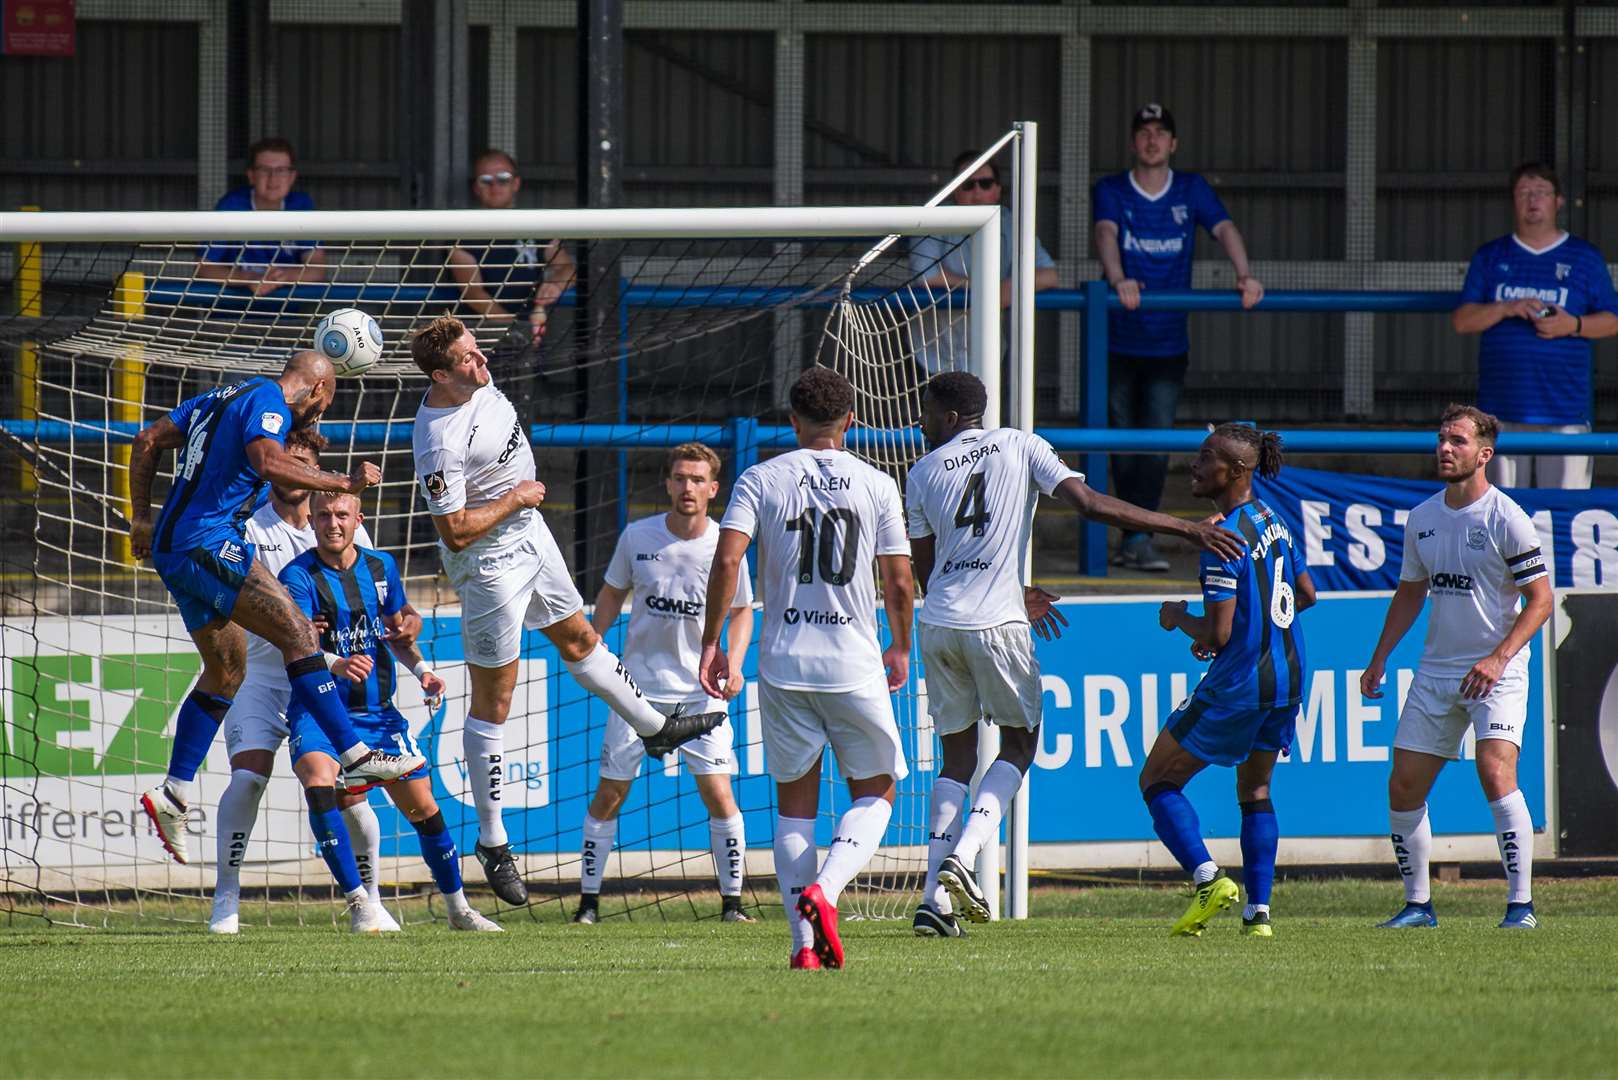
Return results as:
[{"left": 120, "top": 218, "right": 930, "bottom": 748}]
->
[
  {"left": 152, "top": 534, "right": 256, "bottom": 633},
  {"left": 1168, "top": 695, "right": 1298, "bottom": 768},
  {"left": 288, "top": 704, "right": 427, "bottom": 780}
]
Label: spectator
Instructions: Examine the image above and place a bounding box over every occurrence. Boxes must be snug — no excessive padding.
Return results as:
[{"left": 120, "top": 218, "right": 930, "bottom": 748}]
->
[
  {"left": 1452, "top": 162, "right": 1618, "bottom": 489},
  {"left": 448, "top": 148, "right": 577, "bottom": 346},
  {"left": 197, "top": 136, "right": 327, "bottom": 297},
  {"left": 907, "top": 149, "right": 1058, "bottom": 376},
  {"left": 1094, "top": 103, "right": 1263, "bottom": 573}
]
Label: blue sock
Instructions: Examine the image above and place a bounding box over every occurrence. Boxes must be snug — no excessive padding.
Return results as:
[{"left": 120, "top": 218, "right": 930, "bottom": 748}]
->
[
  {"left": 411, "top": 811, "right": 463, "bottom": 896},
  {"left": 165, "top": 690, "right": 231, "bottom": 783},
  {"left": 1144, "top": 782, "right": 1213, "bottom": 876},
  {"left": 286, "top": 655, "right": 365, "bottom": 761},
  {"left": 306, "top": 786, "right": 362, "bottom": 893},
  {"left": 1240, "top": 798, "right": 1279, "bottom": 906}
]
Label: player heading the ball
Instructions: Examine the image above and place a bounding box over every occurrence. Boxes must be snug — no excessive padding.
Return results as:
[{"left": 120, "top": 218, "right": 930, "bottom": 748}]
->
[
  {"left": 409, "top": 316, "right": 726, "bottom": 907},
  {"left": 1145, "top": 425, "right": 1315, "bottom": 938},
  {"left": 130, "top": 351, "right": 424, "bottom": 866},
  {"left": 700, "top": 367, "right": 914, "bottom": 971},
  {"left": 281, "top": 490, "right": 502, "bottom": 932},
  {"left": 1360, "top": 405, "right": 1552, "bottom": 931},
  {"left": 907, "top": 372, "right": 1247, "bottom": 936}
]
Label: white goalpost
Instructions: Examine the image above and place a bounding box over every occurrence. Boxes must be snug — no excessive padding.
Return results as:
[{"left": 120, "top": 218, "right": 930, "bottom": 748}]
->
[{"left": 0, "top": 128, "right": 1039, "bottom": 927}]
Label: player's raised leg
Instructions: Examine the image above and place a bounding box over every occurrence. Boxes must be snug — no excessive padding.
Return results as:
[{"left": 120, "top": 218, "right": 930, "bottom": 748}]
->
[{"left": 1139, "top": 728, "right": 1236, "bottom": 937}]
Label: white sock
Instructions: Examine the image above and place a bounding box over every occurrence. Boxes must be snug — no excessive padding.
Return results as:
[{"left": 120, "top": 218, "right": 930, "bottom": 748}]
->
[
  {"left": 1390, "top": 804, "right": 1433, "bottom": 904},
  {"left": 342, "top": 798, "right": 383, "bottom": 904},
  {"left": 709, "top": 814, "right": 746, "bottom": 898},
  {"left": 580, "top": 814, "right": 617, "bottom": 896},
  {"left": 773, "top": 815, "right": 817, "bottom": 951},
  {"left": 1193, "top": 861, "right": 1220, "bottom": 885},
  {"left": 164, "top": 775, "right": 198, "bottom": 808},
  {"left": 925, "top": 777, "right": 968, "bottom": 913},
  {"left": 566, "top": 643, "right": 666, "bottom": 736},
  {"left": 462, "top": 716, "right": 509, "bottom": 848},
  {"left": 444, "top": 887, "right": 472, "bottom": 915},
  {"left": 1488, "top": 789, "right": 1533, "bottom": 904},
  {"left": 1242, "top": 903, "right": 1270, "bottom": 920},
  {"left": 814, "top": 796, "right": 893, "bottom": 907},
  {"left": 952, "top": 760, "right": 1024, "bottom": 867},
  {"left": 214, "top": 768, "right": 267, "bottom": 901}
]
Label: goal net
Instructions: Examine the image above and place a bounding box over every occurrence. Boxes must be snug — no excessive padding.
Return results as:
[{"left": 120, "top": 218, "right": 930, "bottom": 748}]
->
[{"left": 0, "top": 203, "right": 1001, "bottom": 928}]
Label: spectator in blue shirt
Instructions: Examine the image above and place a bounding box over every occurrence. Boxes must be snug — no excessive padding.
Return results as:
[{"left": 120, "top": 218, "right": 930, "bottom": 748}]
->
[
  {"left": 1094, "top": 104, "right": 1263, "bottom": 572},
  {"left": 908, "top": 149, "right": 1058, "bottom": 376},
  {"left": 448, "top": 148, "right": 576, "bottom": 345},
  {"left": 197, "top": 137, "right": 327, "bottom": 297},
  {"left": 1452, "top": 162, "right": 1618, "bottom": 489}
]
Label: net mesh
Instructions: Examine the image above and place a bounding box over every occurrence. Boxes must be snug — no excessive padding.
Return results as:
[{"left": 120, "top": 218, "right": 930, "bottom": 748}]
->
[{"left": 0, "top": 213, "right": 978, "bottom": 928}]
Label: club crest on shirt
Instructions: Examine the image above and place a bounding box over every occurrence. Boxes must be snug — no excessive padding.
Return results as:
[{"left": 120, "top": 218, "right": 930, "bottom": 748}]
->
[
  {"left": 1556, "top": 262, "right": 1571, "bottom": 281},
  {"left": 1171, "top": 204, "right": 1188, "bottom": 225},
  {"left": 1467, "top": 526, "right": 1487, "bottom": 551},
  {"left": 423, "top": 470, "right": 447, "bottom": 498}
]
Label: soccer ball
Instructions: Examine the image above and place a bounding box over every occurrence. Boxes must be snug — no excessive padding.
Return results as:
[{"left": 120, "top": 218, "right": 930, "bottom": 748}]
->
[{"left": 314, "top": 308, "right": 384, "bottom": 378}]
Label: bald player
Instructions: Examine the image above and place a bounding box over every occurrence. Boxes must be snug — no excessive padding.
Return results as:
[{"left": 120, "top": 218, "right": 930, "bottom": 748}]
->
[{"left": 129, "top": 352, "right": 425, "bottom": 865}]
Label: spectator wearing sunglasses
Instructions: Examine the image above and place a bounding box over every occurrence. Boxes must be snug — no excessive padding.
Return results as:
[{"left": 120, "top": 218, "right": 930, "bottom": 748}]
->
[
  {"left": 448, "top": 148, "right": 577, "bottom": 341},
  {"left": 907, "top": 149, "right": 1058, "bottom": 377},
  {"left": 197, "top": 136, "right": 327, "bottom": 297},
  {"left": 1093, "top": 103, "right": 1263, "bottom": 573}
]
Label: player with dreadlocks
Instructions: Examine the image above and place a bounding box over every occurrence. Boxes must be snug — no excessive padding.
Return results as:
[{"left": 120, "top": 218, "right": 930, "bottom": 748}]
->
[{"left": 1141, "top": 424, "right": 1316, "bottom": 938}]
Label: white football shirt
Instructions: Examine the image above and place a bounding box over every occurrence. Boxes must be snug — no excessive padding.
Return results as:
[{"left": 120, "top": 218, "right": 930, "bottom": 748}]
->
[
  {"left": 602, "top": 515, "right": 754, "bottom": 700},
  {"left": 907, "top": 427, "right": 1080, "bottom": 630},
  {"left": 412, "top": 381, "right": 541, "bottom": 579},
  {"left": 720, "top": 447, "right": 908, "bottom": 693},
  {"left": 1399, "top": 486, "right": 1548, "bottom": 678},
  {"left": 243, "top": 501, "right": 375, "bottom": 684}
]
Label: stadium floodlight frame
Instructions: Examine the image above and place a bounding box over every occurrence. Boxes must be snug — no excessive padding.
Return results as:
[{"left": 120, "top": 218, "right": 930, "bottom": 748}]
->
[{"left": 1, "top": 197, "right": 1034, "bottom": 916}]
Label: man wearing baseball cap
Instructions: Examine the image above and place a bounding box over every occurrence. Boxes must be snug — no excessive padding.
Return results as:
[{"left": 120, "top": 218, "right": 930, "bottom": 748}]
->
[{"left": 1094, "top": 104, "right": 1264, "bottom": 572}]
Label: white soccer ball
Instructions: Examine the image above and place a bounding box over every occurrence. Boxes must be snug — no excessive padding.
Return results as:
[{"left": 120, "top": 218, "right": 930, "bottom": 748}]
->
[{"left": 314, "top": 308, "right": 384, "bottom": 378}]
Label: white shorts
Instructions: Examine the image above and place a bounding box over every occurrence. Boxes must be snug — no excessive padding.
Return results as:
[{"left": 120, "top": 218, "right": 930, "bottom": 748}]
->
[
  {"left": 454, "top": 517, "right": 583, "bottom": 668},
  {"left": 758, "top": 676, "right": 908, "bottom": 784},
  {"left": 1394, "top": 666, "right": 1529, "bottom": 761},
  {"left": 223, "top": 677, "right": 292, "bottom": 758},
  {"left": 598, "top": 698, "right": 736, "bottom": 781},
  {"left": 919, "top": 621, "right": 1042, "bottom": 737}
]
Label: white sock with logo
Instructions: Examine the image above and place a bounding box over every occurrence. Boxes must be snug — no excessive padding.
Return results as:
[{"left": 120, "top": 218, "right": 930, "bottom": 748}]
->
[
  {"left": 214, "top": 768, "right": 268, "bottom": 904},
  {"left": 773, "top": 815, "right": 817, "bottom": 952},
  {"left": 814, "top": 796, "right": 893, "bottom": 907},
  {"left": 1488, "top": 789, "right": 1533, "bottom": 904},
  {"left": 342, "top": 798, "right": 384, "bottom": 904},
  {"left": 951, "top": 761, "right": 1024, "bottom": 867},
  {"left": 1389, "top": 804, "right": 1433, "bottom": 904},
  {"left": 566, "top": 643, "right": 666, "bottom": 736},
  {"left": 463, "top": 716, "right": 508, "bottom": 848},
  {"left": 580, "top": 814, "right": 617, "bottom": 896},
  {"left": 709, "top": 814, "right": 746, "bottom": 897},
  {"left": 925, "top": 778, "right": 968, "bottom": 913}
]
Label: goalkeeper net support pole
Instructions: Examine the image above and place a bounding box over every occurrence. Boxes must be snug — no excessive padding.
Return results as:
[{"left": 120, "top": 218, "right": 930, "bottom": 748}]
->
[{"left": 0, "top": 178, "right": 1031, "bottom": 927}]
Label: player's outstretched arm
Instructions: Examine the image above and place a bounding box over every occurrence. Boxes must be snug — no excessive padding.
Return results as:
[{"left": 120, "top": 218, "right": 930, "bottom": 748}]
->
[
  {"left": 1360, "top": 579, "right": 1429, "bottom": 699},
  {"left": 1053, "top": 477, "right": 1245, "bottom": 562},
  {"left": 245, "top": 438, "right": 379, "bottom": 496},
  {"left": 878, "top": 553, "right": 915, "bottom": 692},
  {"left": 1462, "top": 576, "right": 1553, "bottom": 700},
  {"left": 429, "top": 479, "right": 545, "bottom": 553},
  {"left": 127, "top": 416, "right": 186, "bottom": 558},
  {"left": 699, "top": 528, "right": 750, "bottom": 697}
]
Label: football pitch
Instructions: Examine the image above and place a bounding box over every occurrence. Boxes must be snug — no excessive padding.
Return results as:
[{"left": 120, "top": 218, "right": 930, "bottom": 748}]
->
[{"left": 2, "top": 877, "right": 1613, "bottom": 1079}]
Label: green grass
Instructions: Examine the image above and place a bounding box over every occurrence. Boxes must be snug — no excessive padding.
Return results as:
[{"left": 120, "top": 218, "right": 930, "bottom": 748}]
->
[{"left": 2, "top": 878, "right": 1614, "bottom": 1078}]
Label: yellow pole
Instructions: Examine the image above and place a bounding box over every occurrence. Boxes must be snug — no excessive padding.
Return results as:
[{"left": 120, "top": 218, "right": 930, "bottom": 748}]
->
[
  {"left": 111, "top": 271, "right": 146, "bottom": 565},
  {"left": 15, "top": 205, "right": 40, "bottom": 493}
]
